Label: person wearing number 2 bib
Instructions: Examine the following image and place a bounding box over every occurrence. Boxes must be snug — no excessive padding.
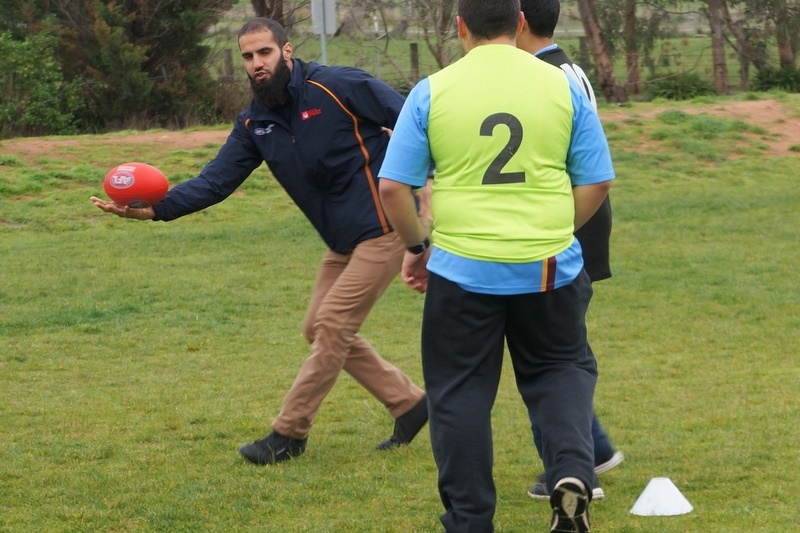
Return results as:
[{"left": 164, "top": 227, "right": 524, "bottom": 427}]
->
[{"left": 378, "top": 1, "right": 614, "bottom": 531}]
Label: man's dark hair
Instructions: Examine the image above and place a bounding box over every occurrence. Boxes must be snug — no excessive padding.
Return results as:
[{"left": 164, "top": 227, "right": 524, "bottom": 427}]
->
[
  {"left": 520, "top": 0, "right": 560, "bottom": 38},
  {"left": 238, "top": 17, "right": 289, "bottom": 47},
  {"left": 457, "top": 0, "right": 521, "bottom": 41}
]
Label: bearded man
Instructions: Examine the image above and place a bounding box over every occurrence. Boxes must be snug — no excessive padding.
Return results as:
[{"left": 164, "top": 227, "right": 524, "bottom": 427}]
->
[{"left": 91, "top": 17, "right": 429, "bottom": 465}]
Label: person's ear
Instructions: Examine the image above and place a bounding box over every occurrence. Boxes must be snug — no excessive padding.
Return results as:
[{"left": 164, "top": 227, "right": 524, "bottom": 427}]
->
[
  {"left": 516, "top": 12, "right": 525, "bottom": 36},
  {"left": 456, "top": 15, "right": 467, "bottom": 40}
]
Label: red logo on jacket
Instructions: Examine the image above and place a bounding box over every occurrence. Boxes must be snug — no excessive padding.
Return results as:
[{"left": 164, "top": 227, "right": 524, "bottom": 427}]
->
[{"left": 301, "top": 108, "right": 323, "bottom": 120}]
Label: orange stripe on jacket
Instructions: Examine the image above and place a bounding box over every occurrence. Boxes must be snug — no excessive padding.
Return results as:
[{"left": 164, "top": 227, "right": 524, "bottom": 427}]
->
[{"left": 306, "top": 80, "right": 391, "bottom": 234}]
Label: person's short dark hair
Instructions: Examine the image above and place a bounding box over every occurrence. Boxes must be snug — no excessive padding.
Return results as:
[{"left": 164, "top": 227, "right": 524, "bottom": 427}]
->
[
  {"left": 520, "top": 0, "right": 560, "bottom": 38},
  {"left": 458, "top": 0, "right": 521, "bottom": 41},
  {"left": 238, "top": 17, "right": 289, "bottom": 47}
]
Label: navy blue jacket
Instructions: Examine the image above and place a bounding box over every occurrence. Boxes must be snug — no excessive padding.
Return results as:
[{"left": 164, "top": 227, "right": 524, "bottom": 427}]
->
[{"left": 153, "top": 59, "right": 405, "bottom": 254}]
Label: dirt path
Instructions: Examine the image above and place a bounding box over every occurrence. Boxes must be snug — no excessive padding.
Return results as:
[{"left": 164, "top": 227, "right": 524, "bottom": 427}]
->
[
  {"left": 599, "top": 99, "right": 800, "bottom": 156},
  {"left": 1, "top": 130, "right": 230, "bottom": 159},
  {"left": 2, "top": 99, "right": 799, "bottom": 157}
]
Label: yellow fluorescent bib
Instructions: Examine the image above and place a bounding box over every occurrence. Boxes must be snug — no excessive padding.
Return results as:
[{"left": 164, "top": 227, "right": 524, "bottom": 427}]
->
[{"left": 427, "top": 45, "right": 576, "bottom": 263}]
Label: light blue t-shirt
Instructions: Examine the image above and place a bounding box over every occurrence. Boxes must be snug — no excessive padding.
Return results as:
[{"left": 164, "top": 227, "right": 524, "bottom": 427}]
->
[{"left": 379, "top": 62, "right": 615, "bottom": 295}]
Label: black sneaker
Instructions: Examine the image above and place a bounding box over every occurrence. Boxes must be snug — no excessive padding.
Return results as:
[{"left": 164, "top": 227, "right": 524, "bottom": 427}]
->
[
  {"left": 375, "top": 395, "right": 428, "bottom": 450},
  {"left": 528, "top": 473, "right": 605, "bottom": 500},
  {"left": 239, "top": 431, "right": 307, "bottom": 465},
  {"left": 529, "top": 449, "right": 623, "bottom": 499},
  {"left": 594, "top": 450, "right": 624, "bottom": 475},
  {"left": 550, "top": 477, "right": 591, "bottom": 533}
]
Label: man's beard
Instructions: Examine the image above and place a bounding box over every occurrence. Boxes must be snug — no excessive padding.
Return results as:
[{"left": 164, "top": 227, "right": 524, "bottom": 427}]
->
[{"left": 249, "top": 58, "right": 292, "bottom": 110}]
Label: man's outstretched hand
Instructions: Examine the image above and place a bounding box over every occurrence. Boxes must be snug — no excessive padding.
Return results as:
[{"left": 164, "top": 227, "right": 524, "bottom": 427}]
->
[{"left": 90, "top": 197, "right": 155, "bottom": 220}]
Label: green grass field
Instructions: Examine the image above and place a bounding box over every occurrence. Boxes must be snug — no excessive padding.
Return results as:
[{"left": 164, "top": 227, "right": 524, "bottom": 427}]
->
[{"left": 1, "top": 93, "right": 799, "bottom": 532}]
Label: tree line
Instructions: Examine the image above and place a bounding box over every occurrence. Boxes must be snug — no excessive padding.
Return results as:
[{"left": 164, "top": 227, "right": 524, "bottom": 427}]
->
[
  {"left": 253, "top": 0, "right": 799, "bottom": 100},
  {"left": 1, "top": 0, "right": 799, "bottom": 138},
  {"left": 574, "top": 0, "right": 800, "bottom": 102}
]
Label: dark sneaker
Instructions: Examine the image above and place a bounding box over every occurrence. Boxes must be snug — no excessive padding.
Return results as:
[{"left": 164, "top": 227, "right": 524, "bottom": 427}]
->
[
  {"left": 550, "top": 477, "right": 591, "bottom": 533},
  {"left": 376, "top": 395, "right": 428, "bottom": 450},
  {"left": 529, "top": 473, "right": 604, "bottom": 501},
  {"left": 239, "top": 431, "right": 307, "bottom": 465},
  {"left": 529, "top": 449, "right": 623, "bottom": 499},
  {"left": 594, "top": 450, "right": 624, "bottom": 475},
  {"left": 528, "top": 474, "right": 549, "bottom": 499}
]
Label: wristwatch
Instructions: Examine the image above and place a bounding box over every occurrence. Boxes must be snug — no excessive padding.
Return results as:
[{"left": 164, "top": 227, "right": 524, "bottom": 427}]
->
[{"left": 407, "top": 237, "right": 431, "bottom": 255}]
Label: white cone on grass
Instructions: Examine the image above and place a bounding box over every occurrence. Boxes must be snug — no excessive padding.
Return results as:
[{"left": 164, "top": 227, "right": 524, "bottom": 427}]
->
[{"left": 630, "top": 477, "right": 693, "bottom": 516}]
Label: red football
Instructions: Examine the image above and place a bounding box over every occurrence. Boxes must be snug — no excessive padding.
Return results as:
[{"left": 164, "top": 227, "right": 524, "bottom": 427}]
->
[{"left": 103, "top": 162, "right": 169, "bottom": 208}]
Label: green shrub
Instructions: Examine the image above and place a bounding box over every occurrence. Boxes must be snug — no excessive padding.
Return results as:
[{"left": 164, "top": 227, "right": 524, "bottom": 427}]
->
[
  {"left": 1, "top": 1, "right": 235, "bottom": 134},
  {"left": 753, "top": 67, "right": 800, "bottom": 92},
  {"left": 643, "top": 72, "right": 715, "bottom": 101},
  {"left": 0, "top": 30, "right": 81, "bottom": 137},
  {"left": 656, "top": 109, "right": 690, "bottom": 125}
]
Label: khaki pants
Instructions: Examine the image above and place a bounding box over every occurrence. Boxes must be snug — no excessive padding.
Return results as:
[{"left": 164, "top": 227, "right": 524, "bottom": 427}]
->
[{"left": 271, "top": 232, "right": 425, "bottom": 439}]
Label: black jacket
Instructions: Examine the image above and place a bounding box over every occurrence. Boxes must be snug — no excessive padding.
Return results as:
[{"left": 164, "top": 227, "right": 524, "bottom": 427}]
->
[
  {"left": 537, "top": 47, "right": 612, "bottom": 282},
  {"left": 153, "top": 59, "right": 405, "bottom": 254}
]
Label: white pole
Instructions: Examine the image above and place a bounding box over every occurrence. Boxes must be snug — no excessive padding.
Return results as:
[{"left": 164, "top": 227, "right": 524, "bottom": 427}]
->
[{"left": 320, "top": 0, "right": 328, "bottom": 65}]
